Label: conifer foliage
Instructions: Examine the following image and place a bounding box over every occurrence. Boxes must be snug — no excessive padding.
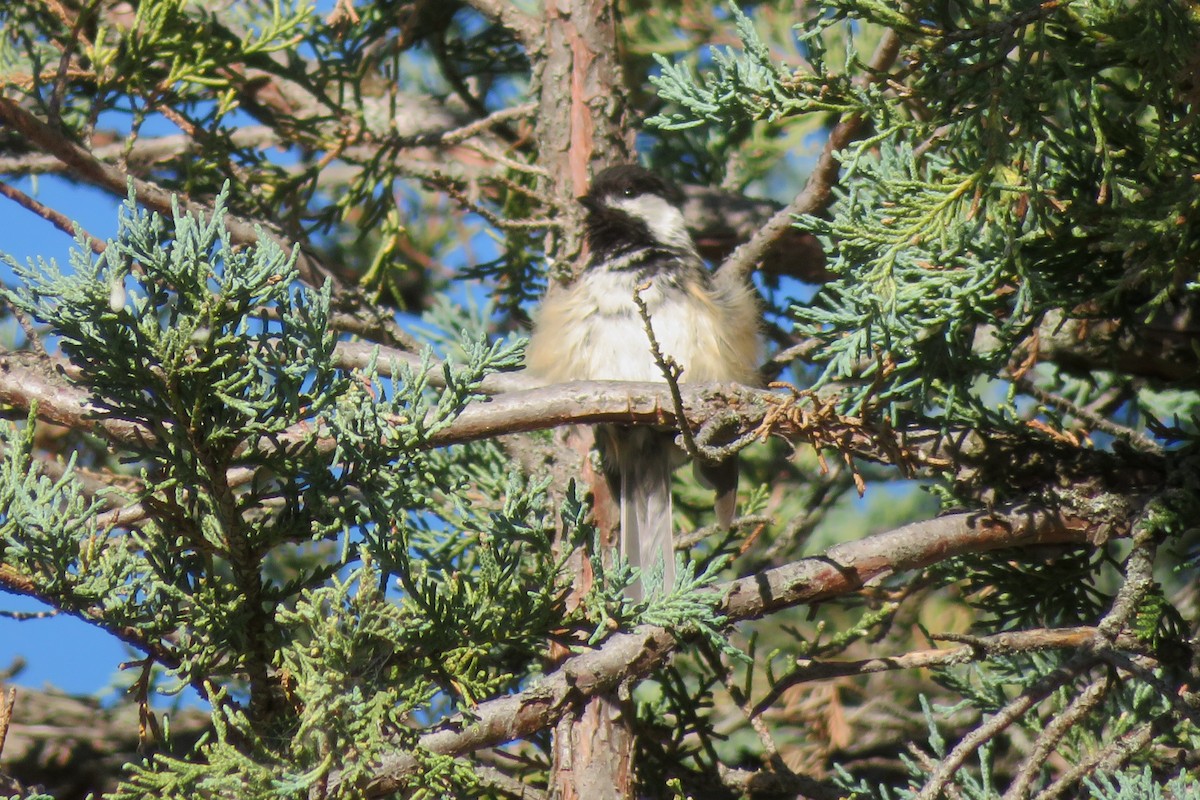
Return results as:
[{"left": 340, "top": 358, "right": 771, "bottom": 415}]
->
[{"left": 0, "top": 1, "right": 1198, "bottom": 798}]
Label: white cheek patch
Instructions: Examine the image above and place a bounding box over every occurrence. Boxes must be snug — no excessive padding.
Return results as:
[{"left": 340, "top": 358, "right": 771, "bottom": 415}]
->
[{"left": 609, "top": 194, "right": 693, "bottom": 251}]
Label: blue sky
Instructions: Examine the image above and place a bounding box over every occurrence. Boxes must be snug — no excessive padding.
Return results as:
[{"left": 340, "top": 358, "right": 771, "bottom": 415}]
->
[{"left": 2, "top": 176, "right": 133, "bottom": 700}]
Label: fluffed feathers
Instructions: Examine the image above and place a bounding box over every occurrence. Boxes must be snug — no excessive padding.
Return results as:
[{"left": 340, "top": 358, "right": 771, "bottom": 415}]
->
[{"left": 526, "top": 165, "right": 760, "bottom": 599}]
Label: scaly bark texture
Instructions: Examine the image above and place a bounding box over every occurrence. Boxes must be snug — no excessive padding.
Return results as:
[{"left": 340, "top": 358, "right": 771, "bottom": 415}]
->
[
  {"left": 550, "top": 695, "right": 636, "bottom": 800},
  {"left": 532, "top": 1, "right": 637, "bottom": 796},
  {"left": 534, "top": 0, "right": 634, "bottom": 272}
]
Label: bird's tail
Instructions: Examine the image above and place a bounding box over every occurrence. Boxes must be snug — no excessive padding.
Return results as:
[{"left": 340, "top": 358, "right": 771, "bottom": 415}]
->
[{"left": 612, "top": 431, "right": 676, "bottom": 602}]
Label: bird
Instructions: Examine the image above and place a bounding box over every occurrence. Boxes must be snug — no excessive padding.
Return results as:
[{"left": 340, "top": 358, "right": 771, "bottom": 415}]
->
[{"left": 526, "top": 164, "right": 759, "bottom": 600}]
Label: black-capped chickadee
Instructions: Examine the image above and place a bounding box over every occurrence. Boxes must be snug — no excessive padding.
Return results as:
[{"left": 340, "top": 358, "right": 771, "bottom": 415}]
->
[{"left": 527, "top": 164, "right": 759, "bottom": 599}]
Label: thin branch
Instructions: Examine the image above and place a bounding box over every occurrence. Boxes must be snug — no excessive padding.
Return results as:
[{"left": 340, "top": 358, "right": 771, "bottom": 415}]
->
[
  {"left": 0, "top": 104, "right": 533, "bottom": 175},
  {"left": 0, "top": 608, "right": 58, "bottom": 620},
  {"left": 0, "top": 297, "right": 45, "bottom": 356},
  {"left": 431, "top": 29, "right": 520, "bottom": 144},
  {"left": 716, "top": 29, "right": 902, "bottom": 283},
  {"left": 0, "top": 351, "right": 152, "bottom": 444},
  {"left": 460, "top": 0, "right": 540, "bottom": 50},
  {"left": 1031, "top": 721, "right": 1156, "bottom": 800},
  {"left": 436, "top": 170, "right": 561, "bottom": 231},
  {"left": 912, "top": 654, "right": 1099, "bottom": 800},
  {"left": 752, "top": 626, "right": 1105, "bottom": 718},
  {"left": 713, "top": 647, "right": 786, "bottom": 765},
  {"left": 0, "top": 179, "right": 106, "bottom": 254},
  {"left": 325, "top": 296, "right": 424, "bottom": 352},
  {"left": 0, "top": 97, "right": 338, "bottom": 287},
  {"left": 633, "top": 280, "right": 700, "bottom": 460},
  {"left": 0, "top": 563, "right": 188, "bottom": 685},
  {"left": 1002, "top": 673, "right": 1113, "bottom": 800},
  {"left": 921, "top": 511, "right": 1167, "bottom": 800},
  {"left": 1017, "top": 375, "right": 1163, "bottom": 455},
  {"left": 406, "top": 102, "right": 540, "bottom": 149},
  {"left": 1097, "top": 649, "right": 1200, "bottom": 728},
  {"left": 674, "top": 514, "right": 771, "bottom": 550}
]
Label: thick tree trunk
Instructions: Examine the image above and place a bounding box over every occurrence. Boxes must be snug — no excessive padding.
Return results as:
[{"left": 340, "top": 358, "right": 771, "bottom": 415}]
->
[
  {"left": 533, "top": 1, "right": 639, "bottom": 798},
  {"left": 534, "top": 0, "right": 634, "bottom": 270},
  {"left": 550, "top": 694, "right": 636, "bottom": 800},
  {"left": 549, "top": 426, "right": 637, "bottom": 800}
]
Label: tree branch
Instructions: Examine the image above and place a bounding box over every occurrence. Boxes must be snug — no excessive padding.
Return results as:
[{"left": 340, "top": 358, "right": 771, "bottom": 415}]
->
[
  {"left": 0, "top": 346, "right": 1165, "bottom": 522},
  {"left": 912, "top": 653, "right": 1096, "bottom": 800},
  {"left": 1032, "top": 721, "right": 1156, "bottom": 800},
  {"left": 1002, "top": 674, "right": 1113, "bottom": 800},
  {"left": 751, "top": 626, "right": 1107, "bottom": 719},
  {"left": 0, "top": 179, "right": 105, "bottom": 255},
  {"left": 716, "top": 29, "right": 902, "bottom": 283},
  {"left": 336, "top": 500, "right": 1102, "bottom": 795},
  {"left": 460, "top": 0, "right": 540, "bottom": 50},
  {"left": 0, "top": 563, "right": 185, "bottom": 680},
  {"left": 0, "top": 97, "right": 338, "bottom": 287}
]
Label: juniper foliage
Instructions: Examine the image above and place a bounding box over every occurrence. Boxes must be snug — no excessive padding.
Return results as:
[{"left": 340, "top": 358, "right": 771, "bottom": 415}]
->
[
  {"left": 0, "top": 0, "right": 1198, "bottom": 798},
  {"left": 647, "top": 0, "right": 1200, "bottom": 797}
]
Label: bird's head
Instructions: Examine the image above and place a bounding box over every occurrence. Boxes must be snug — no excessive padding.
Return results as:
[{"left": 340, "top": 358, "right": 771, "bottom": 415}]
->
[{"left": 579, "top": 165, "right": 694, "bottom": 260}]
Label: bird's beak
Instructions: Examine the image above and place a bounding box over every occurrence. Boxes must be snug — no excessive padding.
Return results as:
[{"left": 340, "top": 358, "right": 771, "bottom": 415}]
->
[{"left": 578, "top": 194, "right": 601, "bottom": 213}]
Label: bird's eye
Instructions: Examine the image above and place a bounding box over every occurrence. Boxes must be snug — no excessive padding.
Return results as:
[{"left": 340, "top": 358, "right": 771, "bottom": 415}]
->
[{"left": 622, "top": 187, "right": 635, "bottom": 197}]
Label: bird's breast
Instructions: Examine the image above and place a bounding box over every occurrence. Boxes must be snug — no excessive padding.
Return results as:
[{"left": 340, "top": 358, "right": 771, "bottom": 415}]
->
[{"left": 527, "top": 269, "right": 757, "bottom": 385}]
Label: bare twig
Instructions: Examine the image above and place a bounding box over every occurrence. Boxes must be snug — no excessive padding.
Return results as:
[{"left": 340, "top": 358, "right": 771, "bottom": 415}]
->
[
  {"left": 437, "top": 172, "right": 561, "bottom": 231},
  {"left": 0, "top": 97, "right": 337, "bottom": 287},
  {"left": 919, "top": 509, "right": 1168, "bottom": 800},
  {"left": 762, "top": 465, "right": 853, "bottom": 563},
  {"left": 0, "top": 563, "right": 188, "bottom": 686},
  {"left": 632, "top": 280, "right": 701, "bottom": 460},
  {"left": 1097, "top": 650, "right": 1200, "bottom": 728},
  {"left": 1031, "top": 721, "right": 1156, "bottom": 800},
  {"left": 330, "top": 340, "right": 537, "bottom": 393},
  {"left": 0, "top": 297, "right": 46, "bottom": 356},
  {"left": 0, "top": 179, "right": 106, "bottom": 254},
  {"left": 0, "top": 608, "right": 58, "bottom": 620},
  {"left": 403, "top": 102, "right": 540, "bottom": 149},
  {"left": 720, "top": 654, "right": 786, "bottom": 764},
  {"left": 753, "top": 626, "right": 1104, "bottom": 718},
  {"left": 1017, "top": 375, "right": 1163, "bottom": 455},
  {"left": 674, "top": 514, "right": 771, "bottom": 550}
]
